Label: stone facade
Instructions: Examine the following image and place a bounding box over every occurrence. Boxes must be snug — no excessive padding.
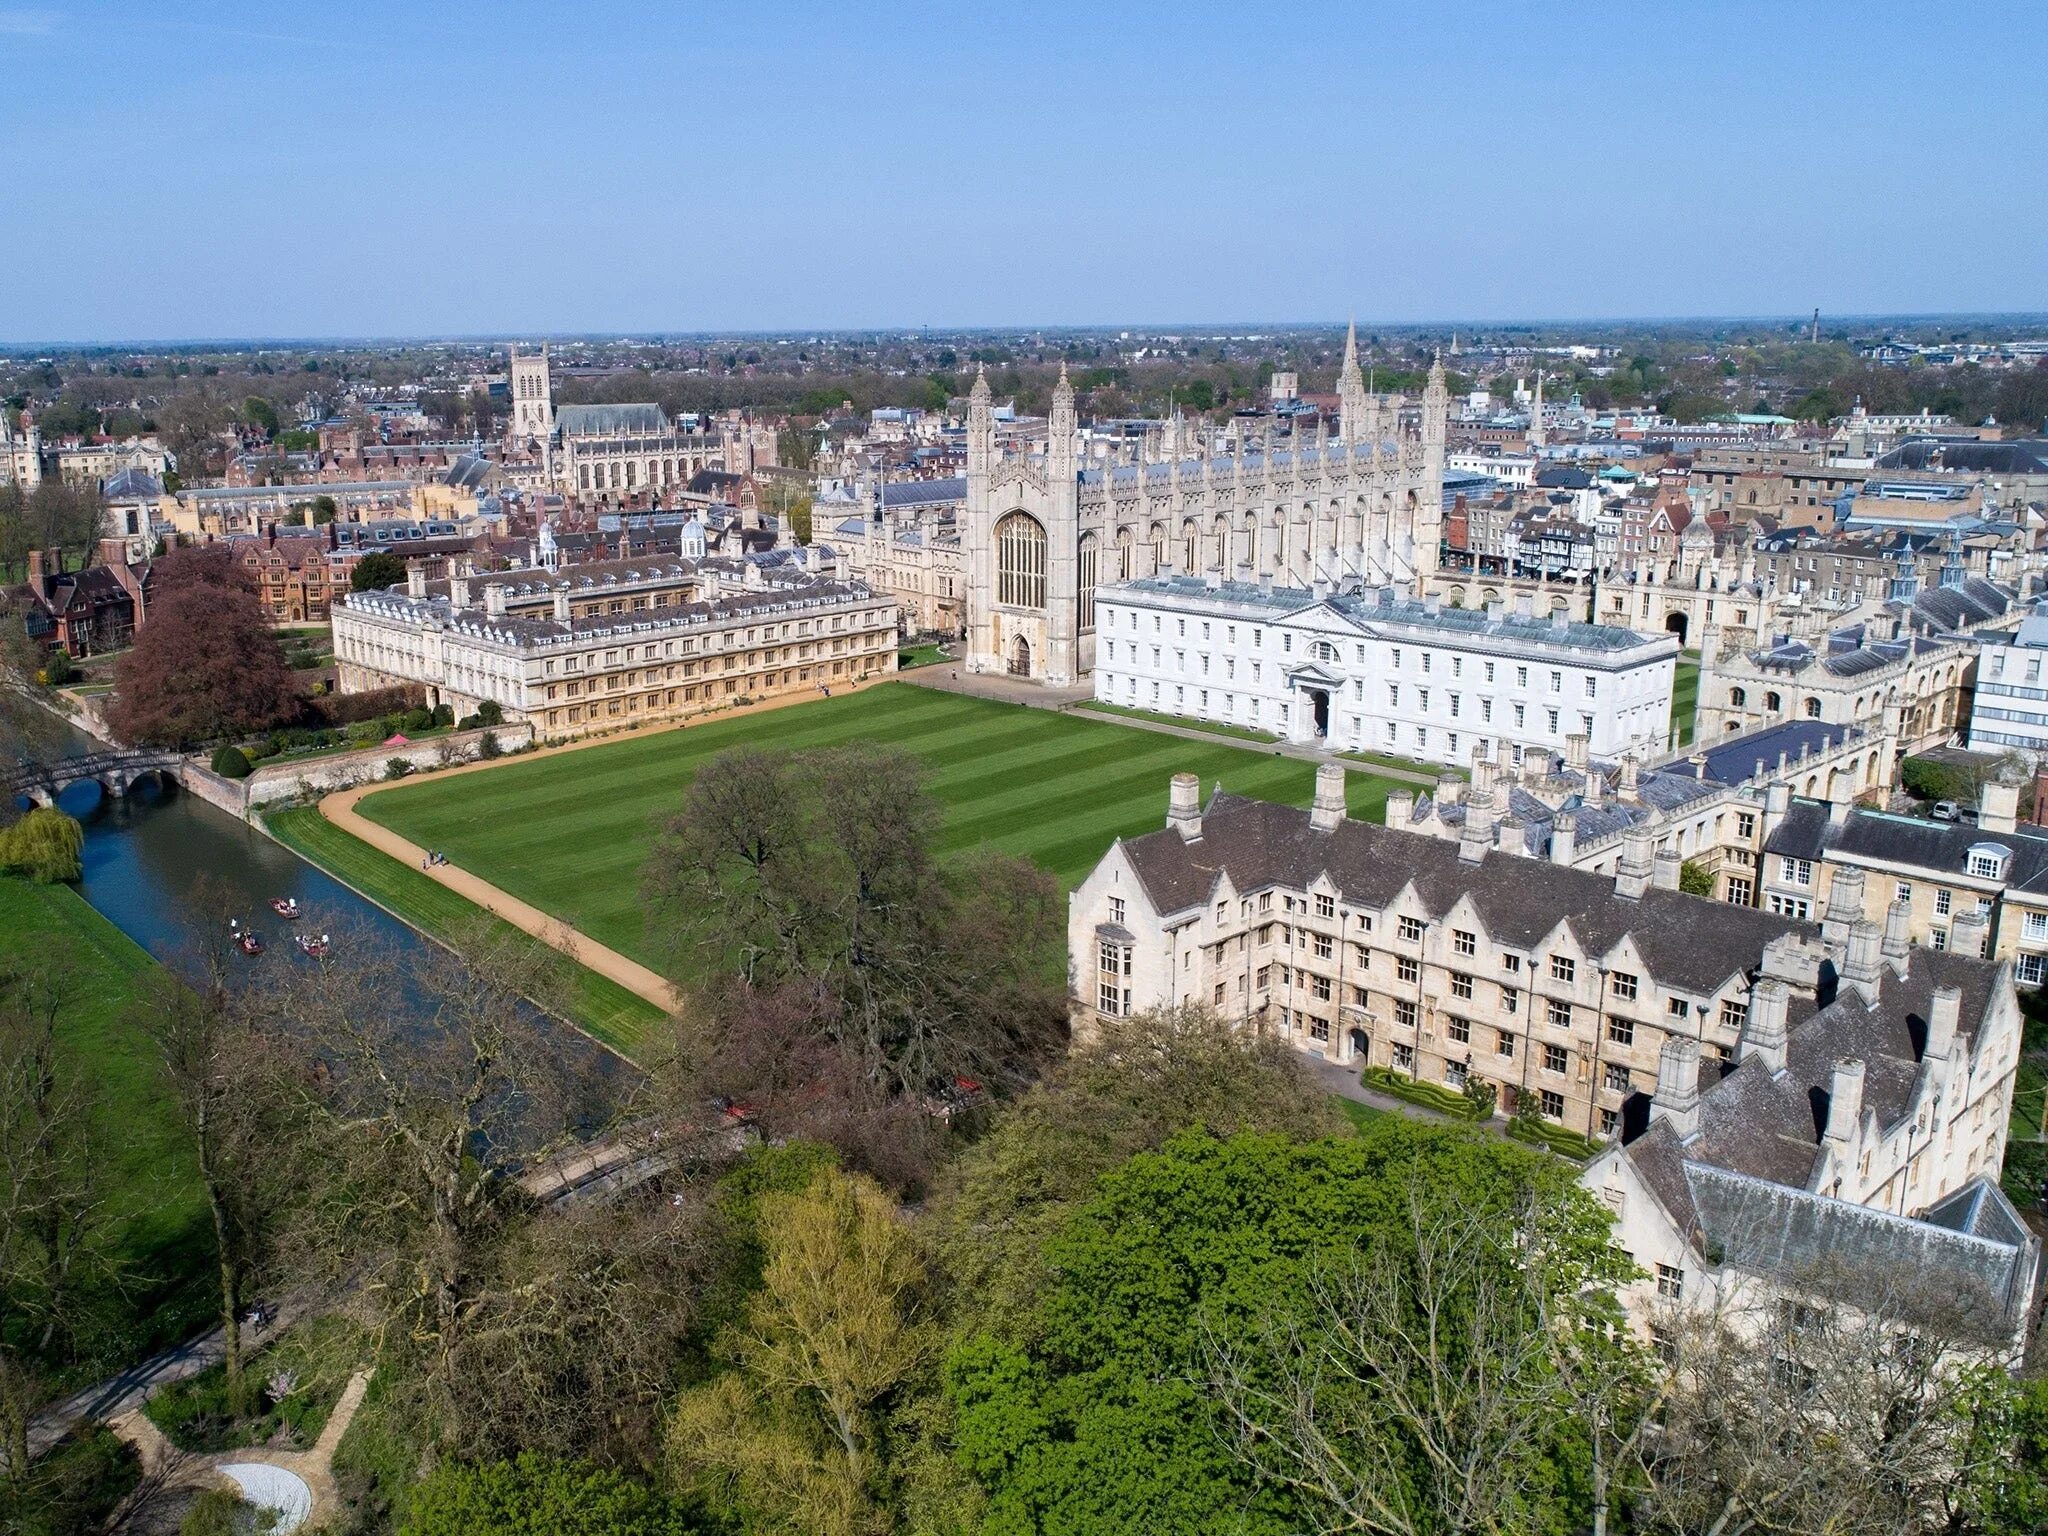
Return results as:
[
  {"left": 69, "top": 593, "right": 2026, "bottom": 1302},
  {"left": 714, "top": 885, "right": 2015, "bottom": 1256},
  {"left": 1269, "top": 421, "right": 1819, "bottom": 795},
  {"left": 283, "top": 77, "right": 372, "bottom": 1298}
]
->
[
  {"left": 333, "top": 551, "right": 896, "bottom": 738},
  {"left": 963, "top": 323, "right": 1448, "bottom": 687}
]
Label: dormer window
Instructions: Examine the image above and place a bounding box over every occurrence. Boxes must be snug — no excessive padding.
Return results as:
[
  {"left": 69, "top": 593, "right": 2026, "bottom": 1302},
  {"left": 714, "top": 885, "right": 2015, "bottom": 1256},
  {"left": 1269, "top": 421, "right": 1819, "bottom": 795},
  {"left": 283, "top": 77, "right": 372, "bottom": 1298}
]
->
[{"left": 1967, "top": 844, "right": 2012, "bottom": 881}]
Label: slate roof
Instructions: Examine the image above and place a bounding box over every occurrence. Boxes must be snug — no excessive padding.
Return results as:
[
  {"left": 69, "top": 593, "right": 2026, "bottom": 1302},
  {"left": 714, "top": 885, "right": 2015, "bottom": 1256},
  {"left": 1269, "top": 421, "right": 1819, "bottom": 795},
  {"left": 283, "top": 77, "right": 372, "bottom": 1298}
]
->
[
  {"left": 556, "top": 403, "right": 669, "bottom": 436},
  {"left": 1878, "top": 438, "right": 2048, "bottom": 476},
  {"left": 1893, "top": 577, "right": 2011, "bottom": 635},
  {"left": 1764, "top": 802, "right": 2048, "bottom": 894},
  {"left": 1615, "top": 943, "right": 2033, "bottom": 1336},
  {"left": 881, "top": 477, "right": 965, "bottom": 508},
  {"left": 1118, "top": 791, "right": 1803, "bottom": 996},
  {"left": 102, "top": 466, "right": 162, "bottom": 500}
]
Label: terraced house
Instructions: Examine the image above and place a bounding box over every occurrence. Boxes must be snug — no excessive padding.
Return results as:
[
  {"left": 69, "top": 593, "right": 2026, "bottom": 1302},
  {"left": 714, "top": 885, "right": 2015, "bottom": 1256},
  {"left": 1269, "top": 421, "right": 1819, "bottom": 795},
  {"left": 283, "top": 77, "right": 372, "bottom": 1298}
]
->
[
  {"left": 332, "top": 549, "right": 896, "bottom": 736},
  {"left": 1070, "top": 767, "right": 2019, "bottom": 1151}
]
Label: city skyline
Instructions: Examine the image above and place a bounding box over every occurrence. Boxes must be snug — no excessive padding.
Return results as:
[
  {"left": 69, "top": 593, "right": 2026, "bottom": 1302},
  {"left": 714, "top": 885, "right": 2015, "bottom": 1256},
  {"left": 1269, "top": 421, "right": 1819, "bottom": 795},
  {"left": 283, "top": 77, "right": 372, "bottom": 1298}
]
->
[{"left": 6, "top": 1, "right": 2046, "bottom": 343}]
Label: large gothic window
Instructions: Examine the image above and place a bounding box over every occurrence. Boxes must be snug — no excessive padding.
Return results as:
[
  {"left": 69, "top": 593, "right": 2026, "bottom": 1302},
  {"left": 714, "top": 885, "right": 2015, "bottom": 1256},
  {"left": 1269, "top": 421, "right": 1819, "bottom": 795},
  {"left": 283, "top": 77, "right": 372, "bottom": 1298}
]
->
[
  {"left": 996, "top": 512, "right": 1047, "bottom": 609},
  {"left": 1079, "top": 533, "right": 1098, "bottom": 631}
]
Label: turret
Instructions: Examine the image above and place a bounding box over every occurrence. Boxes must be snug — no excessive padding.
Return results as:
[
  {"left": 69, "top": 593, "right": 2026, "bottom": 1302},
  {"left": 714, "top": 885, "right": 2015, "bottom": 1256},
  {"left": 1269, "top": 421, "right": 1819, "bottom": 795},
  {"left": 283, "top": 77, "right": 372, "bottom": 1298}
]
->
[{"left": 1337, "top": 318, "right": 1368, "bottom": 445}]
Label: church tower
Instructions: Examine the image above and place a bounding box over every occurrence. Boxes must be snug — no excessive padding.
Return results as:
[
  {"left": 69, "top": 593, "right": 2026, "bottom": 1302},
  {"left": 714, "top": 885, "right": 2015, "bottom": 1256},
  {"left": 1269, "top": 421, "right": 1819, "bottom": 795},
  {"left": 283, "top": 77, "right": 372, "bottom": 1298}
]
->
[
  {"left": 963, "top": 365, "right": 997, "bottom": 674},
  {"left": 1337, "top": 318, "right": 1368, "bottom": 444},
  {"left": 1416, "top": 352, "right": 1448, "bottom": 581},
  {"left": 509, "top": 344, "right": 554, "bottom": 449}
]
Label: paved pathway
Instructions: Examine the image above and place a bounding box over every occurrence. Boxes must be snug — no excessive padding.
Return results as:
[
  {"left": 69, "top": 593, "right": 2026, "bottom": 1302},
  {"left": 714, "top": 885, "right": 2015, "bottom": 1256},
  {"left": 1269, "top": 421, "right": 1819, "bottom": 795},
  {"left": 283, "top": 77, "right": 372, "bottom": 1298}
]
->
[
  {"left": 312, "top": 674, "right": 901, "bottom": 1023},
  {"left": 900, "top": 668, "right": 1443, "bottom": 787}
]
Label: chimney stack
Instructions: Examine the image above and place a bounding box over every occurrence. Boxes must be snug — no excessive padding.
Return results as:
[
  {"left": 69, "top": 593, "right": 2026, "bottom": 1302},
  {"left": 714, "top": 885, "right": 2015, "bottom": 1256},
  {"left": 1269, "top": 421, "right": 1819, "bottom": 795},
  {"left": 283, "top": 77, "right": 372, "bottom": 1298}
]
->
[
  {"left": 25, "top": 549, "right": 44, "bottom": 587},
  {"left": 406, "top": 564, "right": 426, "bottom": 598},
  {"left": 1949, "top": 908, "right": 1989, "bottom": 959},
  {"left": 449, "top": 574, "right": 471, "bottom": 609},
  {"left": 553, "top": 588, "right": 571, "bottom": 624},
  {"left": 1384, "top": 788, "right": 1415, "bottom": 826},
  {"left": 1565, "top": 732, "right": 1589, "bottom": 772},
  {"left": 1882, "top": 897, "right": 1913, "bottom": 972},
  {"left": 1980, "top": 775, "right": 2020, "bottom": 835},
  {"left": 1470, "top": 740, "right": 1496, "bottom": 796},
  {"left": 1822, "top": 867, "right": 1867, "bottom": 948},
  {"left": 1843, "top": 920, "right": 1884, "bottom": 1003},
  {"left": 1614, "top": 826, "right": 1655, "bottom": 899},
  {"left": 1167, "top": 773, "right": 1203, "bottom": 841},
  {"left": 1653, "top": 1037, "right": 1703, "bottom": 1139},
  {"left": 1741, "top": 976, "right": 1791, "bottom": 1073},
  {"left": 1618, "top": 755, "right": 1640, "bottom": 800},
  {"left": 1310, "top": 763, "right": 1347, "bottom": 832},
  {"left": 1550, "top": 808, "right": 1577, "bottom": 866},
  {"left": 1652, "top": 847, "right": 1682, "bottom": 891},
  {"left": 1459, "top": 790, "right": 1495, "bottom": 864},
  {"left": 1824, "top": 1058, "right": 1866, "bottom": 1150},
  {"left": 1926, "top": 984, "right": 1962, "bottom": 1060},
  {"left": 483, "top": 582, "right": 507, "bottom": 619}
]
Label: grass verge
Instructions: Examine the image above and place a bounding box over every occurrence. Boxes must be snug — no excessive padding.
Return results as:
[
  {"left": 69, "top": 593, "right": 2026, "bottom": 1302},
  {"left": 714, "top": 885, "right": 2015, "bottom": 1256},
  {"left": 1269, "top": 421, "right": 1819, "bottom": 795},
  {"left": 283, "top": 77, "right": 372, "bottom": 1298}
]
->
[
  {"left": 1505, "top": 1116, "right": 1602, "bottom": 1161},
  {"left": 1069, "top": 699, "right": 1281, "bottom": 745},
  {"left": 0, "top": 878, "right": 216, "bottom": 1382},
  {"left": 264, "top": 807, "right": 666, "bottom": 1059}
]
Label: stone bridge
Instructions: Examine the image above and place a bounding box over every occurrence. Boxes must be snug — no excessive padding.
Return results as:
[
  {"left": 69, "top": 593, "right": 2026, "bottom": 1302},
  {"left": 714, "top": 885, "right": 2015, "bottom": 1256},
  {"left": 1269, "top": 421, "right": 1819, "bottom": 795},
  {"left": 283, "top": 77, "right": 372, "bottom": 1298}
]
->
[{"left": 3, "top": 749, "right": 188, "bottom": 808}]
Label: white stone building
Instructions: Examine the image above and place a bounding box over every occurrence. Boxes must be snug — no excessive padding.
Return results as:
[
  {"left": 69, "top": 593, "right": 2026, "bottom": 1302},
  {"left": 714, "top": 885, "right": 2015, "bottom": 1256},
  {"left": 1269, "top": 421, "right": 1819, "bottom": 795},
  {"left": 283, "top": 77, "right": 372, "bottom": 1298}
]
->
[
  {"left": 1092, "top": 578, "right": 1675, "bottom": 767},
  {"left": 333, "top": 551, "right": 896, "bottom": 736},
  {"left": 962, "top": 322, "right": 1448, "bottom": 687}
]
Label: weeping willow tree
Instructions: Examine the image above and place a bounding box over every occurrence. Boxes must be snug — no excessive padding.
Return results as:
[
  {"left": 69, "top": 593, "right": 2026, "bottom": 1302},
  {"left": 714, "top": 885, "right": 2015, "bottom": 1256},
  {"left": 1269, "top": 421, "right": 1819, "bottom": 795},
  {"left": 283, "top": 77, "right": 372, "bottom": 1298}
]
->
[{"left": 0, "top": 808, "right": 83, "bottom": 884}]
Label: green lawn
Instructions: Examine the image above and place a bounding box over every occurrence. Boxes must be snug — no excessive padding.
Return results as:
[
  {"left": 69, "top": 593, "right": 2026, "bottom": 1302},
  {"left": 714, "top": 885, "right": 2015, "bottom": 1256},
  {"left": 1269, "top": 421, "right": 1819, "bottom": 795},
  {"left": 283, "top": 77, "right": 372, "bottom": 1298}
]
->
[
  {"left": 0, "top": 878, "right": 216, "bottom": 1375},
  {"left": 1334, "top": 1096, "right": 1386, "bottom": 1132},
  {"left": 265, "top": 807, "right": 667, "bottom": 1058},
  {"left": 1671, "top": 655, "right": 1701, "bottom": 747},
  {"left": 1071, "top": 699, "right": 1281, "bottom": 745},
  {"left": 352, "top": 683, "right": 1409, "bottom": 972},
  {"left": 896, "top": 642, "right": 951, "bottom": 670}
]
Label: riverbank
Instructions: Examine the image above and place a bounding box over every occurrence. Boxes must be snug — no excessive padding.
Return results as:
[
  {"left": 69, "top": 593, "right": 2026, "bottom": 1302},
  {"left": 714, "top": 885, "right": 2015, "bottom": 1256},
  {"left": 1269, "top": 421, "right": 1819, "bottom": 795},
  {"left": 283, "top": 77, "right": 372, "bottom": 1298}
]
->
[
  {"left": 265, "top": 808, "right": 667, "bottom": 1059},
  {"left": 0, "top": 877, "right": 216, "bottom": 1381}
]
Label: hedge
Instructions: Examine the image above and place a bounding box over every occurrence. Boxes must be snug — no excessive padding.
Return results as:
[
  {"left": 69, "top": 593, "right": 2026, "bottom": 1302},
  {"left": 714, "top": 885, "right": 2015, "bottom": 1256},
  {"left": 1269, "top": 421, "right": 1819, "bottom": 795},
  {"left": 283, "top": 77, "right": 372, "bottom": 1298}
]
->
[
  {"left": 1360, "top": 1066, "right": 1484, "bottom": 1120},
  {"left": 1506, "top": 1117, "right": 1602, "bottom": 1161},
  {"left": 210, "top": 745, "right": 251, "bottom": 779}
]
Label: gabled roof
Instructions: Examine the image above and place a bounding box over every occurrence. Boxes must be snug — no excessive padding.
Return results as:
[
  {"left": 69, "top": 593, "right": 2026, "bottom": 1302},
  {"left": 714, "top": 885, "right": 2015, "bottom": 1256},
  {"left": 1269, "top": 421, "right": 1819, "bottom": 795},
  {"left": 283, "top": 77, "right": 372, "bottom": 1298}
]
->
[
  {"left": 1765, "top": 802, "right": 2048, "bottom": 894},
  {"left": 1118, "top": 792, "right": 1801, "bottom": 995},
  {"left": 556, "top": 403, "right": 669, "bottom": 436}
]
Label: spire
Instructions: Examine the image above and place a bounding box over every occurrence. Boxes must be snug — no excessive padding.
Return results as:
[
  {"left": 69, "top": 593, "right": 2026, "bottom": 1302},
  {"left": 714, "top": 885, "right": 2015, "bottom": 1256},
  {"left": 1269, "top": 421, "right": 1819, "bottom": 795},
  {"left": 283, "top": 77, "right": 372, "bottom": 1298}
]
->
[
  {"left": 1337, "top": 315, "right": 1368, "bottom": 444},
  {"left": 1053, "top": 360, "right": 1074, "bottom": 406},
  {"left": 1339, "top": 317, "right": 1361, "bottom": 383},
  {"left": 969, "top": 362, "right": 991, "bottom": 405}
]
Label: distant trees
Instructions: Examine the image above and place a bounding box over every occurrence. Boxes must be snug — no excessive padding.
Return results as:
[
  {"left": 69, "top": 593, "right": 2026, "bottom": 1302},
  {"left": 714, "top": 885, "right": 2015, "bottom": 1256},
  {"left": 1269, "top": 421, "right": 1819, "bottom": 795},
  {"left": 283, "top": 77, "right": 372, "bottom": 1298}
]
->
[
  {"left": 401, "top": 1454, "right": 699, "bottom": 1536},
  {"left": 110, "top": 573, "right": 296, "bottom": 748},
  {"left": 0, "top": 481, "right": 106, "bottom": 577},
  {"left": 349, "top": 550, "right": 408, "bottom": 593}
]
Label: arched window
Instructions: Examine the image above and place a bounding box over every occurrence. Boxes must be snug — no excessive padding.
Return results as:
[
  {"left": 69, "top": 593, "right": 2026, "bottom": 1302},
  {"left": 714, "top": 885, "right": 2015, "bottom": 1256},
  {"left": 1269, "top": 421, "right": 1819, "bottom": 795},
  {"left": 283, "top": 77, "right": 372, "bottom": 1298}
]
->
[
  {"left": 1765, "top": 691, "right": 1782, "bottom": 711},
  {"left": 1079, "top": 532, "right": 1098, "bottom": 631},
  {"left": 996, "top": 512, "right": 1047, "bottom": 609},
  {"left": 1730, "top": 686, "right": 1747, "bottom": 707},
  {"left": 1804, "top": 697, "right": 1823, "bottom": 719}
]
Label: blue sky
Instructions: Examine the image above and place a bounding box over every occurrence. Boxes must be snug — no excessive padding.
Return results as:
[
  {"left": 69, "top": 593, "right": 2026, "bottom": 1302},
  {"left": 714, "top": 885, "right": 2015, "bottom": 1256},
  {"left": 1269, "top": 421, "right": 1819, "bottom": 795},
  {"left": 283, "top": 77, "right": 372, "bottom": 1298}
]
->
[{"left": 4, "top": 1, "right": 2045, "bottom": 342}]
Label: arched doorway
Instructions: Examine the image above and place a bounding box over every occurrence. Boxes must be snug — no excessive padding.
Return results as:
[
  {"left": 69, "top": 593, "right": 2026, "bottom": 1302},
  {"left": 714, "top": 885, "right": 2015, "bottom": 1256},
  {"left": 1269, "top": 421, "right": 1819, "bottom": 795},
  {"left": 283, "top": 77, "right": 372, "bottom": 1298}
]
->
[
  {"left": 1347, "top": 1027, "right": 1368, "bottom": 1061},
  {"left": 1009, "top": 635, "right": 1031, "bottom": 677},
  {"left": 1664, "top": 611, "right": 1689, "bottom": 645},
  {"left": 1309, "top": 688, "right": 1331, "bottom": 738}
]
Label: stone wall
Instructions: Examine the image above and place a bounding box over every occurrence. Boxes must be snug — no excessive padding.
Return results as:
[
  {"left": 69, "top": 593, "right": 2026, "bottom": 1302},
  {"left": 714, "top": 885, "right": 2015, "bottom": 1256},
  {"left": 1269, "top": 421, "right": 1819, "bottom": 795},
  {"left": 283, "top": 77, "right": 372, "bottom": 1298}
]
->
[{"left": 184, "top": 723, "right": 536, "bottom": 819}]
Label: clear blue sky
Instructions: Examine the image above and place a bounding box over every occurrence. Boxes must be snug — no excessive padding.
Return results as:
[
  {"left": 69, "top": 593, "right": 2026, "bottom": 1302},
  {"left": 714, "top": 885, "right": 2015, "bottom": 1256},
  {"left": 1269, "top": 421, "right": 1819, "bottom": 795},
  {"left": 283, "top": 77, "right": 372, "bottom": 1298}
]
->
[{"left": 5, "top": 1, "right": 2045, "bottom": 342}]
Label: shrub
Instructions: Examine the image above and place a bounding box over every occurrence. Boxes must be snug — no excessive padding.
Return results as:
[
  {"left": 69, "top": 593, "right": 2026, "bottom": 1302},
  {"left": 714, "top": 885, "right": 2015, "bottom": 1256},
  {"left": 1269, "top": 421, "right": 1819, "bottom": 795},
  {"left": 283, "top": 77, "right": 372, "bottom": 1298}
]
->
[
  {"left": 210, "top": 745, "right": 252, "bottom": 778},
  {"left": 401, "top": 706, "right": 433, "bottom": 732},
  {"left": 477, "top": 730, "right": 501, "bottom": 759},
  {"left": 0, "top": 1424, "right": 141, "bottom": 1536},
  {"left": 456, "top": 714, "right": 481, "bottom": 731},
  {"left": 432, "top": 703, "right": 454, "bottom": 727},
  {"left": 0, "top": 807, "right": 85, "bottom": 883},
  {"left": 310, "top": 683, "right": 424, "bottom": 727},
  {"left": 1360, "top": 1065, "right": 1483, "bottom": 1119},
  {"left": 178, "top": 1488, "right": 273, "bottom": 1536},
  {"left": 474, "top": 699, "right": 503, "bottom": 727},
  {"left": 385, "top": 758, "right": 412, "bottom": 781},
  {"left": 1505, "top": 1117, "right": 1601, "bottom": 1161},
  {"left": 400, "top": 1454, "right": 692, "bottom": 1536},
  {"left": 39, "top": 648, "right": 76, "bottom": 686},
  {"left": 1678, "top": 858, "right": 1715, "bottom": 897}
]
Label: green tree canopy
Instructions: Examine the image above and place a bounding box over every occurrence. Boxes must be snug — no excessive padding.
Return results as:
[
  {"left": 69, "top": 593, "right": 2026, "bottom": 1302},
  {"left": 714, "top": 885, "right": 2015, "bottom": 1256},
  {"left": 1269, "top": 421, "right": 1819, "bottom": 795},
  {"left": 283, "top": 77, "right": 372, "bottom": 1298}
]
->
[
  {"left": 350, "top": 550, "right": 409, "bottom": 593},
  {"left": 946, "top": 1122, "right": 1628, "bottom": 1536},
  {"left": 401, "top": 1454, "right": 697, "bottom": 1536}
]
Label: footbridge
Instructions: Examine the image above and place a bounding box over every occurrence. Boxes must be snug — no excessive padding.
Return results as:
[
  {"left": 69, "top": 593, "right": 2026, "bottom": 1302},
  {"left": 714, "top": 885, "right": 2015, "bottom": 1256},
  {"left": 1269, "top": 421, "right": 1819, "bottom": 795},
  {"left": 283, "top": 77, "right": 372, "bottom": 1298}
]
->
[{"left": 3, "top": 749, "right": 189, "bottom": 807}]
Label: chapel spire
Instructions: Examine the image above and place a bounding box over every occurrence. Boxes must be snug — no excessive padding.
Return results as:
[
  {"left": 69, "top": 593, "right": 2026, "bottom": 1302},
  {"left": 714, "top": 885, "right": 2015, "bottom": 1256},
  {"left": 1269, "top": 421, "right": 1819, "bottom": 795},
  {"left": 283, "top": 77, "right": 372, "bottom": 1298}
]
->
[{"left": 1337, "top": 315, "right": 1368, "bottom": 445}]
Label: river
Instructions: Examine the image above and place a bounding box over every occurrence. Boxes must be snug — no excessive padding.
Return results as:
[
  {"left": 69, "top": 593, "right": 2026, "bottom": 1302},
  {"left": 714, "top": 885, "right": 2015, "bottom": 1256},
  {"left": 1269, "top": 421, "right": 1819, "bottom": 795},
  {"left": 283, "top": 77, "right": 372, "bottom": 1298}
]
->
[{"left": 24, "top": 721, "right": 621, "bottom": 1093}]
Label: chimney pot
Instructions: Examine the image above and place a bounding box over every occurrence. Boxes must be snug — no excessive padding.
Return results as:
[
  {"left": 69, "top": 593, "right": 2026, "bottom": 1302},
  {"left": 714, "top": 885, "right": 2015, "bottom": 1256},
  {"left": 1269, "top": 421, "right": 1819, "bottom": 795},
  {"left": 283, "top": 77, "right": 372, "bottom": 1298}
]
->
[{"left": 1168, "top": 772, "right": 1203, "bottom": 840}]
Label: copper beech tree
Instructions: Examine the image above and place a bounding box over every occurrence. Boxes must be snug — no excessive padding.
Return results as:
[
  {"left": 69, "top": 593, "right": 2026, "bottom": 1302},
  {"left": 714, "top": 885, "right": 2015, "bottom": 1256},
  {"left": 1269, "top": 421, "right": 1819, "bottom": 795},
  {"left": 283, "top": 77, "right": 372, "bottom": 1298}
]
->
[{"left": 109, "top": 549, "right": 295, "bottom": 748}]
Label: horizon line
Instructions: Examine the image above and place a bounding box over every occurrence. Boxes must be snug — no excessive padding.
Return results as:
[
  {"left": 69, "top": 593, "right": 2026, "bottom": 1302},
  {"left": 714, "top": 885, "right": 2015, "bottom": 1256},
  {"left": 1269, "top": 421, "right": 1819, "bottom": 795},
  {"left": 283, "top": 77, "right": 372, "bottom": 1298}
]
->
[{"left": 8, "top": 309, "right": 2048, "bottom": 354}]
